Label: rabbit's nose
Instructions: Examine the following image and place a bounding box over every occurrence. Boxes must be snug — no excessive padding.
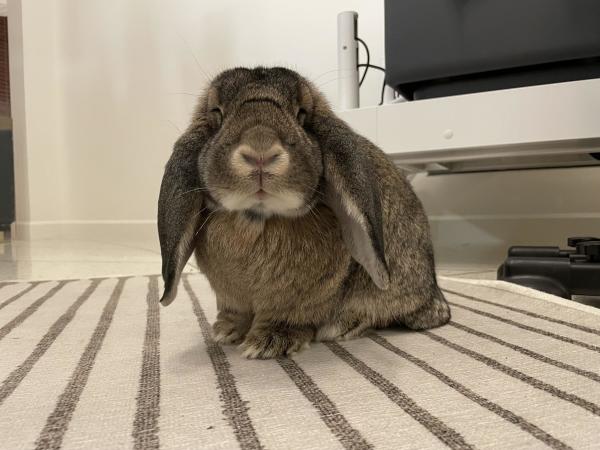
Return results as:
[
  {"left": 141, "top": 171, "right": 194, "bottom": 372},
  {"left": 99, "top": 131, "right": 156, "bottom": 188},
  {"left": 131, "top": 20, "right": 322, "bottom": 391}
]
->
[
  {"left": 237, "top": 146, "right": 284, "bottom": 170},
  {"left": 241, "top": 151, "right": 281, "bottom": 169}
]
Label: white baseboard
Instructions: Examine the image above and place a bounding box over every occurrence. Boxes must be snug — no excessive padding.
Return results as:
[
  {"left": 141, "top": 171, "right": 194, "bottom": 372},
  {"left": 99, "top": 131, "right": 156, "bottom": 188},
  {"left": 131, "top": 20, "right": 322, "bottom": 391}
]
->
[{"left": 14, "top": 220, "right": 158, "bottom": 241}]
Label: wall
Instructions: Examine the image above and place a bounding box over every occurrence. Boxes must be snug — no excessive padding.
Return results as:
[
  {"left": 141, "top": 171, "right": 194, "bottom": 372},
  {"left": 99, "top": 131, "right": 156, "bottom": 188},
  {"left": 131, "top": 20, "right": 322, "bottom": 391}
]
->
[
  {"left": 8, "top": 0, "right": 385, "bottom": 240},
  {"left": 8, "top": 0, "right": 600, "bottom": 265},
  {"left": 413, "top": 166, "right": 600, "bottom": 265}
]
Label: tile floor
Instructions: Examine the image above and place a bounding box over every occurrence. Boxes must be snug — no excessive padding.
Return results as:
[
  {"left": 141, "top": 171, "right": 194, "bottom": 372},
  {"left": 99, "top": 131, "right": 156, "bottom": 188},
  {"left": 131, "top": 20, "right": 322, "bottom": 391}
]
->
[
  {"left": 1, "top": 235, "right": 597, "bottom": 308},
  {"left": 0, "top": 237, "right": 199, "bottom": 282},
  {"left": 0, "top": 235, "right": 496, "bottom": 282}
]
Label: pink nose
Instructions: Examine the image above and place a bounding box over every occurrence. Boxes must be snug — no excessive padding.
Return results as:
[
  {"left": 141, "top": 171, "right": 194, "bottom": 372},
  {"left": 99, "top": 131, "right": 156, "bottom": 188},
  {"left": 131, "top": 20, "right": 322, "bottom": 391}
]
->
[{"left": 239, "top": 149, "right": 281, "bottom": 169}]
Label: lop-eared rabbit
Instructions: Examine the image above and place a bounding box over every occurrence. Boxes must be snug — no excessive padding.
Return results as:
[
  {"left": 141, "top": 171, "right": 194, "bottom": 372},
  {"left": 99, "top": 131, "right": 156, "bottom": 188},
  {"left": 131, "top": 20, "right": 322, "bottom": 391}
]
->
[{"left": 158, "top": 67, "right": 450, "bottom": 359}]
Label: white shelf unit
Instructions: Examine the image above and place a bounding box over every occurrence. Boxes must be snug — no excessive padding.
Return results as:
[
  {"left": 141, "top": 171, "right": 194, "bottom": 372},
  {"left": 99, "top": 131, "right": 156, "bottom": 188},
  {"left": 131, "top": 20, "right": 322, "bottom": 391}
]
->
[{"left": 336, "top": 79, "right": 600, "bottom": 173}]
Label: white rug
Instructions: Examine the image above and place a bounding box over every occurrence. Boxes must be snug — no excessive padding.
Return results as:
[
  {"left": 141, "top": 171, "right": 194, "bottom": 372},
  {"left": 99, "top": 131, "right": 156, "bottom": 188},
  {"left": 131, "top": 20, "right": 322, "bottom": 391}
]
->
[{"left": 0, "top": 273, "right": 599, "bottom": 449}]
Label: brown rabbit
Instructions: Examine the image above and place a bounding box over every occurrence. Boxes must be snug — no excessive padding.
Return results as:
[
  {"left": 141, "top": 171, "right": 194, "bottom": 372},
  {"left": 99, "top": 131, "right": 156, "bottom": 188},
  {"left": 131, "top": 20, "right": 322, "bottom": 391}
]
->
[{"left": 158, "top": 67, "right": 450, "bottom": 359}]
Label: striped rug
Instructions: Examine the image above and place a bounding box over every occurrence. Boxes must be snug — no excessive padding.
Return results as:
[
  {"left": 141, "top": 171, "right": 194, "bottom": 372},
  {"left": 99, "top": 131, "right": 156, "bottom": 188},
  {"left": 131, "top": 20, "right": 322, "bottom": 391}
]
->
[{"left": 0, "top": 274, "right": 599, "bottom": 450}]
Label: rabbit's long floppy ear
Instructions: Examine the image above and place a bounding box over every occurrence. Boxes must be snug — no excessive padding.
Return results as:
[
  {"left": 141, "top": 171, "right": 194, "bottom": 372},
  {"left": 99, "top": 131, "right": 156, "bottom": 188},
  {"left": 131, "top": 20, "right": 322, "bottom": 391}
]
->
[
  {"left": 311, "top": 113, "right": 390, "bottom": 290},
  {"left": 157, "top": 128, "right": 208, "bottom": 306}
]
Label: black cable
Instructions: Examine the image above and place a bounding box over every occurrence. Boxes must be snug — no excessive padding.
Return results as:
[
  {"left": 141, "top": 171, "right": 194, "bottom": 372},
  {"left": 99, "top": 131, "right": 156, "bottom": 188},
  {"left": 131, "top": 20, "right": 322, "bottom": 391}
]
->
[
  {"left": 358, "top": 64, "right": 387, "bottom": 105},
  {"left": 358, "top": 64, "right": 384, "bottom": 72},
  {"left": 356, "top": 37, "right": 370, "bottom": 86},
  {"left": 379, "top": 76, "right": 386, "bottom": 106},
  {"left": 356, "top": 38, "right": 388, "bottom": 105}
]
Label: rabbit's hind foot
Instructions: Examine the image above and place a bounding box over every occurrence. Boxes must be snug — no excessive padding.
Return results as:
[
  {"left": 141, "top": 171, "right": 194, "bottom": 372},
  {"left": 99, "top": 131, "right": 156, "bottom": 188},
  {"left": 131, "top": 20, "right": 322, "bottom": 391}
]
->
[
  {"left": 400, "top": 289, "right": 451, "bottom": 331},
  {"left": 239, "top": 322, "right": 313, "bottom": 359}
]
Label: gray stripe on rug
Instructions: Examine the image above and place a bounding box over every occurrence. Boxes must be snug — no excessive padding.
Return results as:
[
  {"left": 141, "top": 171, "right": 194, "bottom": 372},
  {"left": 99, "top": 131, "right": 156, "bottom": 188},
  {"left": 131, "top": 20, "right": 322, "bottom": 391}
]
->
[
  {"left": 448, "top": 300, "right": 600, "bottom": 354},
  {"left": 443, "top": 287, "right": 600, "bottom": 335},
  {"left": 0, "top": 280, "right": 101, "bottom": 406},
  {"left": 34, "top": 278, "right": 126, "bottom": 450},
  {"left": 277, "top": 357, "right": 374, "bottom": 450},
  {"left": 424, "top": 331, "right": 600, "bottom": 417},
  {"left": 324, "top": 342, "right": 475, "bottom": 450},
  {"left": 449, "top": 321, "right": 600, "bottom": 383},
  {"left": 0, "top": 281, "right": 70, "bottom": 342},
  {"left": 0, "top": 282, "right": 41, "bottom": 311},
  {"left": 369, "top": 334, "right": 571, "bottom": 450},
  {"left": 183, "top": 277, "right": 264, "bottom": 450},
  {"left": 132, "top": 276, "right": 161, "bottom": 450}
]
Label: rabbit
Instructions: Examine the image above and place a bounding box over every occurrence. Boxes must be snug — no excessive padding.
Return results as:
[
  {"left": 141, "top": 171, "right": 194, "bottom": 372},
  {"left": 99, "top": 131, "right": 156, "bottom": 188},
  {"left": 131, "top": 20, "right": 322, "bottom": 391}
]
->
[{"left": 158, "top": 67, "right": 450, "bottom": 359}]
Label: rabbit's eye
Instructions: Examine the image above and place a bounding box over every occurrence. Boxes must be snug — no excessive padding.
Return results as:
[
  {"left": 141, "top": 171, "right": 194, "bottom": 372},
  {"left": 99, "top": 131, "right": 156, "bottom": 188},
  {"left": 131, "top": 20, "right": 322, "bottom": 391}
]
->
[
  {"left": 296, "top": 108, "right": 307, "bottom": 126},
  {"left": 210, "top": 107, "right": 223, "bottom": 127}
]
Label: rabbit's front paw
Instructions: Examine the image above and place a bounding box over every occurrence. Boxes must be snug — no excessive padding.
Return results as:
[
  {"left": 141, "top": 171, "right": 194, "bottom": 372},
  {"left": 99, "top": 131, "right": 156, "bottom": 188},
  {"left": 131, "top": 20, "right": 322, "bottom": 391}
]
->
[
  {"left": 239, "top": 323, "right": 313, "bottom": 359},
  {"left": 212, "top": 310, "right": 252, "bottom": 345}
]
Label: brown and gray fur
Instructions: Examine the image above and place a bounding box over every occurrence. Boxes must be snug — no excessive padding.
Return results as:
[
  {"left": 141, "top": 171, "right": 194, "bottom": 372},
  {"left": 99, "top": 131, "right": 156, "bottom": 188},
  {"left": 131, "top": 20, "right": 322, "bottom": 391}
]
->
[{"left": 158, "top": 67, "right": 450, "bottom": 359}]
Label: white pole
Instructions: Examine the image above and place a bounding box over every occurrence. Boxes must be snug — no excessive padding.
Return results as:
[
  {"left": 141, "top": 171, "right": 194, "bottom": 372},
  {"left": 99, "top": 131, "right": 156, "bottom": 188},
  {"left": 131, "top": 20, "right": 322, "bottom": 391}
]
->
[{"left": 337, "top": 11, "right": 359, "bottom": 110}]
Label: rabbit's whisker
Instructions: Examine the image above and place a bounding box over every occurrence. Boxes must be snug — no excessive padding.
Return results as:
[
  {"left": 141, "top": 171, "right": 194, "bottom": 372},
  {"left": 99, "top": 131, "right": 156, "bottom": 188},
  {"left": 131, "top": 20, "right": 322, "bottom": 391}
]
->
[
  {"left": 193, "top": 209, "right": 217, "bottom": 240},
  {"left": 164, "top": 119, "right": 183, "bottom": 134},
  {"left": 316, "top": 74, "right": 356, "bottom": 90},
  {"left": 191, "top": 206, "right": 209, "bottom": 220},
  {"left": 310, "top": 68, "right": 340, "bottom": 83},
  {"left": 176, "top": 31, "right": 212, "bottom": 84},
  {"left": 176, "top": 187, "right": 210, "bottom": 199},
  {"left": 307, "top": 206, "right": 321, "bottom": 223},
  {"left": 289, "top": 181, "right": 325, "bottom": 197},
  {"left": 177, "top": 184, "right": 233, "bottom": 199},
  {"left": 166, "top": 92, "right": 200, "bottom": 97}
]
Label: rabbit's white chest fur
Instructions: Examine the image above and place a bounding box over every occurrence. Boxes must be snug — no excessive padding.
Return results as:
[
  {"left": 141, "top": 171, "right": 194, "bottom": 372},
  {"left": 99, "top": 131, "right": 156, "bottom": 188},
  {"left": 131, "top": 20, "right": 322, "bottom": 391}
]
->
[{"left": 194, "top": 204, "right": 352, "bottom": 321}]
